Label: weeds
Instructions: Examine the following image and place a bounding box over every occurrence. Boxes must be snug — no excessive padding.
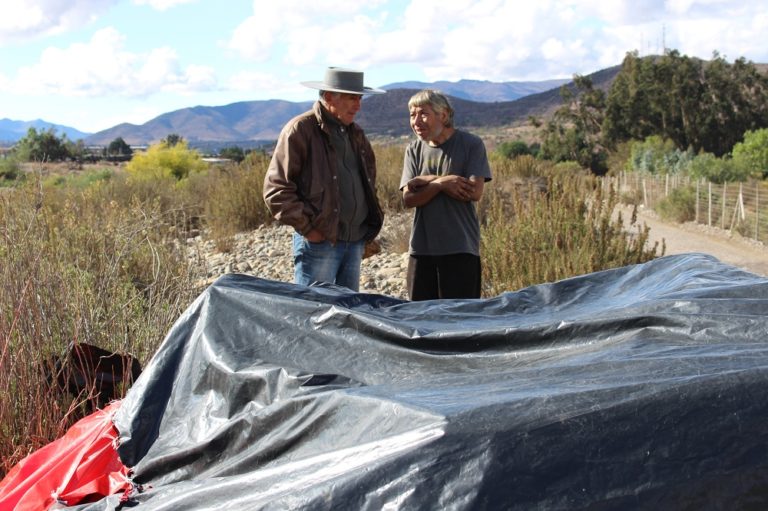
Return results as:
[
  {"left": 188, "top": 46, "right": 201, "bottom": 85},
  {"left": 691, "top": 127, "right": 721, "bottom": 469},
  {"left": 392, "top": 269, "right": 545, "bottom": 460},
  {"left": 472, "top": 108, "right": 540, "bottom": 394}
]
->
[
  {"left": 655, "top": 185, "right": 697, "bottom": 223},
  {"left": 193, "top": 152, "right": 273, "bottom": 251},
  {"left": 481, "top": 171, "right": 662, "bottom": 295},
  {"left": 0, "top": 169, "right": 197, "bottom": 475},
  {"left": 374, "top": 143, "right": 409, "bottom": 213}
]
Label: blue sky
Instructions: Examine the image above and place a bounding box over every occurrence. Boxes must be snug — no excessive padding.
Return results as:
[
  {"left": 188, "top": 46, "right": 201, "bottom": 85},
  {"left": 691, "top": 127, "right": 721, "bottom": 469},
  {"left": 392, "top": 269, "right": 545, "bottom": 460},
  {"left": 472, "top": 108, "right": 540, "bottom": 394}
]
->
[{"left": 1, "top": 0, "right": 767, "bottom": 133}]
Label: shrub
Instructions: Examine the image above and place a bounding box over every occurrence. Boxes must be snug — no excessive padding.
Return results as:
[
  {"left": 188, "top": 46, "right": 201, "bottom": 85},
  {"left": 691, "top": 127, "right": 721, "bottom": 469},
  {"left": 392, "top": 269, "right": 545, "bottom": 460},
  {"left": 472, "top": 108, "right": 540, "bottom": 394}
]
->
[
  {"left": 627, "top": 136, "right": 693, "bottom": 175},
  {"left": 188, "top": 151, "right": 273, "bottom": 250},
  {"left": 0, "top": 158, "right": 21, "bottom": 183},
  {"left": 686, "top": 152, "right": 751, "bottom": 183},
  {"left": 655, "top": 186, "right": 697, "bottom": 223},
  {"left": 41, "top": 167, "right": 114, "bottom": 189},
  {"left": 126, "top": 141, "right": 207, "bottom": 181},
  {"left": 481, "top": 173, "right": 662, "bottom": 294},
  {"left": 490, "top": 153, "right": 553, "bottom": 179},
  {"left": 497, "top": 140, "right": 531, "bottom": 159}
]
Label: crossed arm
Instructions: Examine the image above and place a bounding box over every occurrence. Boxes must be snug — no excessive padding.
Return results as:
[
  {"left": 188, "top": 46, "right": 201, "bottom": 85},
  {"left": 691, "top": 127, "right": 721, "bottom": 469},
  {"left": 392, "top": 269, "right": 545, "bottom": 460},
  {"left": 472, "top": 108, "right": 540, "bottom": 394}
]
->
[{"left": 402, "top": 174, "right": 484, "bottom": 208}]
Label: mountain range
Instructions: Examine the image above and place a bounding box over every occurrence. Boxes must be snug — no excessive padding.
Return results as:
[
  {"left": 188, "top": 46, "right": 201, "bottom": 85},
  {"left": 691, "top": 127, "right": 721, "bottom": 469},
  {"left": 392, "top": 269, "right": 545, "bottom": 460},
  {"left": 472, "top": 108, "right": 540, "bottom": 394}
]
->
[
  {"left": 0, "top": 119, "right": 90, "bottom": 144},
  {"left": 3, "top": 70, "right": 620, "bottom": 148}
]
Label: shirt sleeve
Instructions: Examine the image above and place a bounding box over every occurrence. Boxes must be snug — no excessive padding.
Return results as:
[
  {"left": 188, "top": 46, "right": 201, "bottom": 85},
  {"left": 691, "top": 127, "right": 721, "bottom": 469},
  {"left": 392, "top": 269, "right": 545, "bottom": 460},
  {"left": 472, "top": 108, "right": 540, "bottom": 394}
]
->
[
  {"left": 467, "top": 135, "right": 493, "bottom": 181},
  {"left": 399, "top": 142, "right": 420, "bottom": 190}
]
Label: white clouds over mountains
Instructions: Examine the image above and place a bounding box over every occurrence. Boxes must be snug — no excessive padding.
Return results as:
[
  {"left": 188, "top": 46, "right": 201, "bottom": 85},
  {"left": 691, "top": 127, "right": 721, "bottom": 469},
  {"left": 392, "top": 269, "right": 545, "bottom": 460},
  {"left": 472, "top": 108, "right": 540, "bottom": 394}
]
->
[
  {"left": 8, "top": 27, "right": 216, "bottom": 97},
  {"left": 1, "top": 0, "right": 766, "bottom": 132}
]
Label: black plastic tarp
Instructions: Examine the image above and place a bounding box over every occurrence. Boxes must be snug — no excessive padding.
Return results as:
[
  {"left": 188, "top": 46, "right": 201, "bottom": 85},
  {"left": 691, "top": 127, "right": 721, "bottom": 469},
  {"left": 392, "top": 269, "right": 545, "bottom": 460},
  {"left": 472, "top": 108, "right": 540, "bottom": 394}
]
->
[{"left": 71, "top": 253, "right": 768, "bottom": 510}]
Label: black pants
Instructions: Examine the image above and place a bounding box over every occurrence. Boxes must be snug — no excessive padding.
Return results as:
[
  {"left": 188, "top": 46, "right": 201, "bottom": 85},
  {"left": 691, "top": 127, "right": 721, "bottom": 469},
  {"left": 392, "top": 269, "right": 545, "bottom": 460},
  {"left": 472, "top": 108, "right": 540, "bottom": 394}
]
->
[{"left": 407, "top": 253, "right": 482, "bottom": 301}]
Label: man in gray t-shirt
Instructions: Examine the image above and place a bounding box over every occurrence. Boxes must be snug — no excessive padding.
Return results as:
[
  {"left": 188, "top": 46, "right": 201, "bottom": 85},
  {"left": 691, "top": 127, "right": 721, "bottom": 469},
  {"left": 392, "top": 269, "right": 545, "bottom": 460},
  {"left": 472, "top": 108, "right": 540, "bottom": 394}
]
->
[{"left": 399, "top": 90, "right": 492, "bottom": 300}]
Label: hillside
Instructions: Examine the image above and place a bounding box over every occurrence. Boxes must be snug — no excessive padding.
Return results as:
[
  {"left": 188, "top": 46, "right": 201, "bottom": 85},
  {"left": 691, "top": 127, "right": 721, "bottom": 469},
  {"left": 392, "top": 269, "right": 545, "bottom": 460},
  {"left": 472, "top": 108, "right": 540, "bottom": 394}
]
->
[
  {"left": 84, "top": 72, "right": 615, "bottom": 147},
  {"left": 6, "top": 59, "right": 766, "bottom": 149},
  {"left": 0, "top": 66, "right": 623, "bottom": 148},
  {"left": 381, "top": 78, "right": 570, "bottom": 101},
  {"left": 358, "top": 65, "right": 621, "bottom": 138},
  {"left": 0, "top": 118, "right": 90, "bottom": 144},
  {"left": 85, "top": 100, "right": 314, "bottom": 146}
]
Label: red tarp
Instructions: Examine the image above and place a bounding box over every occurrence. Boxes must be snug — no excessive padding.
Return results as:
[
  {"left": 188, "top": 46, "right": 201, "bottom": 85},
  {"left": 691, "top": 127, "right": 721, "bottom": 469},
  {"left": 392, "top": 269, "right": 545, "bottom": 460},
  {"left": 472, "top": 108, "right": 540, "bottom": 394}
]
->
[{"left": 0, "top": 401, "right": 132, "bottom": 511}]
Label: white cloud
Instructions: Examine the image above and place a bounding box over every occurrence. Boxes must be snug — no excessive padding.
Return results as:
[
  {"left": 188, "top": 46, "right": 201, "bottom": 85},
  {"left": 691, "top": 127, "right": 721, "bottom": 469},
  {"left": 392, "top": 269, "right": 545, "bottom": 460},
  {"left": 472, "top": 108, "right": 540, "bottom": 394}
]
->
[
  {"left": 132, "top": 0, "right": 197, "bottom": 11},
  {"left": 0, "top": 0, "right": 117, "bottom": 44},
  {"left": 429, "top": 1, "right": 761, "bottom": 80},
  {"left": 226, "top": 15, "right": 280, "bottom": 62},
  {"left": 541, "top": 38, "right": 567, "bottom": 61},
  {"left": 4, "top": 0, "right": 768, "bottom": 133},
  {"left": 229, "top": 70, "right": 306, "bottom": 100},
  {"left": 227, "top": 1, "right": 397, "bottom": 68},
  {"left": 8, "top": 27, "right": 216, "bottom": 97}
]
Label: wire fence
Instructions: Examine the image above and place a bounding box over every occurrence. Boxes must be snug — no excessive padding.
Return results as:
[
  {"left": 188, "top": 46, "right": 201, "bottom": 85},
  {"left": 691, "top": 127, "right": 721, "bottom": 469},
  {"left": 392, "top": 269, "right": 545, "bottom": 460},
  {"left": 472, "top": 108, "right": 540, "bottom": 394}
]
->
[{"left": 606, "top": 172, "right": 768, "bottom": 245}]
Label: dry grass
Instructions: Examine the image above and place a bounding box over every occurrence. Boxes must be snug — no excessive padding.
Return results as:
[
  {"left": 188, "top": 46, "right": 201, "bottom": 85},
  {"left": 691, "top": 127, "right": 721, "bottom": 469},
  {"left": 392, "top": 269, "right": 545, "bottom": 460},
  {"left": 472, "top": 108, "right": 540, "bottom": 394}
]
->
[
  {"left": 0, "top": 167, "right": 197, "bottom": 475},
  {"left": 481, "top": 167, "right": 660, "bottom": 295}
]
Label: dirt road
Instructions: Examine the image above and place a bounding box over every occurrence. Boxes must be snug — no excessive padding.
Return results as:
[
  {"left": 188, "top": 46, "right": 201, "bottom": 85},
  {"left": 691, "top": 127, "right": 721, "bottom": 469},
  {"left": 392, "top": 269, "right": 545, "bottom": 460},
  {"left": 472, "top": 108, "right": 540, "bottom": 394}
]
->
[{"left": 629, "top": 206, "right": 768, "bottom": 277}]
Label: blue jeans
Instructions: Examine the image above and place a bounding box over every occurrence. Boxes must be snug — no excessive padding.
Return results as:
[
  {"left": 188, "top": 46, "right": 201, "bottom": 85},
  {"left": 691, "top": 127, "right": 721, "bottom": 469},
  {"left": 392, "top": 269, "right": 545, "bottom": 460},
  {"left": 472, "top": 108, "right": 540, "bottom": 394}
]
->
[{"left": 292, "top": 233, "right": 364, "bottom": 291}]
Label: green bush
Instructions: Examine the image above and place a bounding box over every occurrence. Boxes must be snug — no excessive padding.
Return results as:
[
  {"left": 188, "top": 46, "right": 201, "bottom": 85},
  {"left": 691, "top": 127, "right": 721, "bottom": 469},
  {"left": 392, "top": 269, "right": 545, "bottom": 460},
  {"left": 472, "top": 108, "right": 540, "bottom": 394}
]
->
[
  {"left": 0, "top": 157, "right": 23, "bottom": 184},
  {"left": 731, "top": 128, "right": 768, "bottom": 179},
  {"left": 627, "top": 136, "right": 694, "bottom": 175},
  {"left": 655, "top": 186, "right": 697, "bottom": 223},
  {"left": 497, "top": 140, "right": 531, "bottom": 159},
  {"left": 686, "top": 153, "right": 750, "bottom": 183},
  {"left": 489, "top": 153, "right": 553, "bottom": 179},
  {"left": 41, "top": 167, "right": 114, "bottom": 189}
]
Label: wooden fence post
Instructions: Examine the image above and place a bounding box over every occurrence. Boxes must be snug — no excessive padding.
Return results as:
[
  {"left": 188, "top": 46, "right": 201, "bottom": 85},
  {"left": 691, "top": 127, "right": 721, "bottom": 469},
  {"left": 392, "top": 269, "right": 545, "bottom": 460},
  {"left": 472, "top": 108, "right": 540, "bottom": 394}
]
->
[
  {"left": 721, "top": 182, "right": 727, "bottom": 230},
  {"left": 756, "top": 181, "right": 760, "bottom": 242},
  {"left": 695, "top": 179, "right": 700, "bottom": 223}
]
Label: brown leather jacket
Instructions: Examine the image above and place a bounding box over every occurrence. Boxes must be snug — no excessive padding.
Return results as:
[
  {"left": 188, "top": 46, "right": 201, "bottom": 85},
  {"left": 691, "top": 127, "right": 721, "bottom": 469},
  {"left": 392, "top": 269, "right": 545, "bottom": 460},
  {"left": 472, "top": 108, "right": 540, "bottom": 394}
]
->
[{"left": 263, "top": 101, "right": 384, "bottom": 243}]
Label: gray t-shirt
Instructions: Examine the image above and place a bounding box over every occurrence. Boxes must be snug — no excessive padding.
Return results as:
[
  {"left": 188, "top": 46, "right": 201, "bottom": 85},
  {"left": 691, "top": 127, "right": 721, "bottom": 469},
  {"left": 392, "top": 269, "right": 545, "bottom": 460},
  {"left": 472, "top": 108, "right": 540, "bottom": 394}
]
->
[{"left": 400, "top": 129, "right": 492, "bottom": 256}]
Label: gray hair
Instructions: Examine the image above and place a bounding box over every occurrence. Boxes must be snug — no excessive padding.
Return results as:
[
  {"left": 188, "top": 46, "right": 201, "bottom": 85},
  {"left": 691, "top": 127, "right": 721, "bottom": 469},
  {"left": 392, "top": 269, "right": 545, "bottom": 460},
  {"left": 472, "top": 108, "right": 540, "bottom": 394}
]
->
[
  {"left": 319, "top": 90, "right": 340, "bottom": 103},
  {"left": 408, "top": 89, "right": 454, "bottom": 128},
  {"left": 318, "top": 90, "right": 341, "bottom": 108}
]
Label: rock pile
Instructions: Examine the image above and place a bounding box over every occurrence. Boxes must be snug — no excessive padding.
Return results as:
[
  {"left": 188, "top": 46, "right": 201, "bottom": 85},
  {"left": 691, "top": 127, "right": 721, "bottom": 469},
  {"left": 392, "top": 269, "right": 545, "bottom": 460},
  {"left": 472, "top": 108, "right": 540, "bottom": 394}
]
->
[{"left": 187, "top": 213, "right": 412, "bottom": 300}]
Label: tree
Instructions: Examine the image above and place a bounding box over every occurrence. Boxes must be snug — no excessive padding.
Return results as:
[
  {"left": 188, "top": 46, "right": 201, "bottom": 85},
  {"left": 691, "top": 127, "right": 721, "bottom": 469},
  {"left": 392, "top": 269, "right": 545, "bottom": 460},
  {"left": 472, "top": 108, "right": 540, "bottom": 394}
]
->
[
  {"left": 732, "top": 128, "right": 768, "bottom": 179},
  {"left": 603, "top": 50, "right": 768, "bottom": 157},
  {"left": 539, "top": 75, "right": 608, "bottom": 174},
  {"left": 14, "top": 127, "right": 70, "bottom": 162},
  {"left": 162, "top": 133, "right": 184, "bottom": 147},
  {"left": 66, "top": 139, "right": 87, "bottom": 164},
  {"left": 107, "top": 137, "right": 133, "bottom": 158},
  {"left": 218, "top": 146, "right": 246, "bottom": 163}
]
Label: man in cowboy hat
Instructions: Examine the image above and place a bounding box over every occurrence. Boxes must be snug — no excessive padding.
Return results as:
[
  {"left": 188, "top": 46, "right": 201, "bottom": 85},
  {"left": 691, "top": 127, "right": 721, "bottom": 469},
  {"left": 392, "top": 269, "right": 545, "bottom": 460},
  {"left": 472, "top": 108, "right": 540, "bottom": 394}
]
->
[{"left": 263, "top": 67, "right": 386, "bottom": 291}]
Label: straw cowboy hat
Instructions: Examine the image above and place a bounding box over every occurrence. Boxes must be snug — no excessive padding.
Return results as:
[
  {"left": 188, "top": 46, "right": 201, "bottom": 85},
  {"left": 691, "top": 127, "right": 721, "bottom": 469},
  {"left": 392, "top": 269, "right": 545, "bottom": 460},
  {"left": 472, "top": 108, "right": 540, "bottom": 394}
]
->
[{"left": 301, "top": 67, "right": 385, "bottom": 95}]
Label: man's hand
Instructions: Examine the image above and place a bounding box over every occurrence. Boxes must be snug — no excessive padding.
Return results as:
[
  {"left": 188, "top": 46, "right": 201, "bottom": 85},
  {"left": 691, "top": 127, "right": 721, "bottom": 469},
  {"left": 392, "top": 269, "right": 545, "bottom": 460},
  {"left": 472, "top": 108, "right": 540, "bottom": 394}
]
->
[
  {"left": 305, "top": 229, "right": 325, "bottom": 242},
  {"left": 435, "top": 174, "right": 475, "bottom": 202},
  {"left": 406, "top": 175, "right": 437, "bottom": 192}
]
